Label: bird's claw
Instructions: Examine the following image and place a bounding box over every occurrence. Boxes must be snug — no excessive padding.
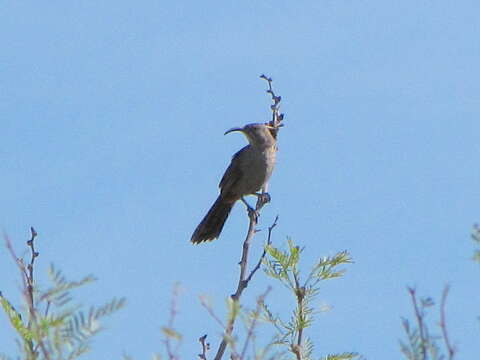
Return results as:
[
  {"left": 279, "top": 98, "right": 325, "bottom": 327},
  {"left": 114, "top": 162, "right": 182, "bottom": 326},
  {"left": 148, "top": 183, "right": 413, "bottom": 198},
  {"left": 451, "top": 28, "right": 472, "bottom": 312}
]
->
[
  {"left": 256, "top": 192, "right": 271, "bottom": 207},
  {"left": 262, "top": 192, "right": 271, "bottom": 203}
]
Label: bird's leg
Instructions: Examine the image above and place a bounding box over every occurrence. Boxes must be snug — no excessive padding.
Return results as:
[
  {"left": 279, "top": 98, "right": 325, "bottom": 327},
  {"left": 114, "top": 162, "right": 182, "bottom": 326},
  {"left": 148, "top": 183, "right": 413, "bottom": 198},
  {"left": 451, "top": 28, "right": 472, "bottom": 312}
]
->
[{"left": 241, "top": 197, "right": 258, "bottom": 220}]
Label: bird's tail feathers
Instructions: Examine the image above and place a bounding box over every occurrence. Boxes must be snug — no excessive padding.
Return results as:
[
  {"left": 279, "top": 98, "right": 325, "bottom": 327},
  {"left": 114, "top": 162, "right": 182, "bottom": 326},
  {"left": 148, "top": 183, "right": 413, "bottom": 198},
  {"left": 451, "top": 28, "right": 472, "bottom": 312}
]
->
[{"left": 191, "top": 196, "right": 234, "bottom": 244}]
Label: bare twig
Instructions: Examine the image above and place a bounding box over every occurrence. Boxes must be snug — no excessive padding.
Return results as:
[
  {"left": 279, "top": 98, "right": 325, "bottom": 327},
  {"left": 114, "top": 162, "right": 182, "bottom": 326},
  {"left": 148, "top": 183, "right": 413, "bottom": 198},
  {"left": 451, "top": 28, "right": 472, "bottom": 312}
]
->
[
  {"left": 199, "top": 296, "right": 226, "bottom": 329},
  {"left": 439, "top": 285, "right": 455, "bottom": 360},
  {"left": 214, "top": 195, "right": 279, "bottom": 360},
  {"left": 239, "top": 287, "right": 271, "bottom": 360},
  {"left": 25, "top": 227, "right": 38, "bottom": 329},
  {"left": 245, "top": 216, "right": 278, "bottom": 284},
  {"left": 4, "top": 234, "right": 35, "bottom": 358},
  {"left": 4, "top": 228, "right": 51, "bottom": 360},
  {"left": 260, "top": 74, "right": 284, "bottom": 139},
  {"left": 407, "top": 287, "right": 427, "bottom": 360},
  {"left": 26, "top": 227, "right": 38, "bottom": 287},
  {"left": 162, "top": 283, "right": 182, "bottom": 360},
  {"left": 206, "top": 215, "right": 279, "bottom": 360},
  {"left": 213, "top": 206, "right": 259, "bottom": 360},
  {"left": 214, "top": 208, "right": 279, "bottom": 360},
  {"left": 198, "top": 334, "right": 210, "bottom": 360}
]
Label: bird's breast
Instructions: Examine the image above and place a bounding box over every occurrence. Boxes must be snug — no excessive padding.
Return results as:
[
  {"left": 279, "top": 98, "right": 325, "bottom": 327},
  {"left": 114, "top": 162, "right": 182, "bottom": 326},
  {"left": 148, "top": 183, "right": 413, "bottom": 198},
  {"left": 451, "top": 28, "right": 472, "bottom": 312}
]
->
[{"left": 241, "top": 146, "right": 276, "bottom": 194}]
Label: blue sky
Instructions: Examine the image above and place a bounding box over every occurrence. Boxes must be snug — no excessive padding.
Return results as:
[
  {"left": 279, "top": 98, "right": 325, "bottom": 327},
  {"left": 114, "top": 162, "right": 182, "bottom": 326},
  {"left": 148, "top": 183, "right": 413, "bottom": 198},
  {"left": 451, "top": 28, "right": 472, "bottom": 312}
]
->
[{"left": 1, "top": 1, "right": 479, "bottom": 359}]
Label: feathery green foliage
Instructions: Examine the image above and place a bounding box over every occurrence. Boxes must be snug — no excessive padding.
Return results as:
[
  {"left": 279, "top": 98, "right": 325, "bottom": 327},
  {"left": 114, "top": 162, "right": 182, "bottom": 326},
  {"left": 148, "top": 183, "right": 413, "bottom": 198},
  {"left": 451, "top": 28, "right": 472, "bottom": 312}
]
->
[
  {"left": 321, "top": 354, "right": 359, "bottom": 360},
  {"left": 263, "top": 238, "right": 356, "bottom": 360},
  {"left": 0, "top": 294, "right": 32, "bottom": 343},
  {"left": 0, "top": 264, "right": 125, "bottom": 360}
]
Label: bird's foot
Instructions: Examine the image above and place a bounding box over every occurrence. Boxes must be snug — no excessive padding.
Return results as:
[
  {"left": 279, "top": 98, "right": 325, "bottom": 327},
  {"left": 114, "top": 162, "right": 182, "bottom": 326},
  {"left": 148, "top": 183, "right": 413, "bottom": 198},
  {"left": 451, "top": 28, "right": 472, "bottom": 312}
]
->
[{"left": 255, "top": 192, "right": 271, "bottom": 207}]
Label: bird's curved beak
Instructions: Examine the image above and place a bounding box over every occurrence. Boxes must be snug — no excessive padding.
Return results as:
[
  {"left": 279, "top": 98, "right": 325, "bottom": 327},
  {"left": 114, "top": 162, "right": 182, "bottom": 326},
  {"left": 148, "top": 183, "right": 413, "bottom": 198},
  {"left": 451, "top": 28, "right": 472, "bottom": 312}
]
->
[{"left": 224, "top": 127, "right": 243, "bottom": 135}]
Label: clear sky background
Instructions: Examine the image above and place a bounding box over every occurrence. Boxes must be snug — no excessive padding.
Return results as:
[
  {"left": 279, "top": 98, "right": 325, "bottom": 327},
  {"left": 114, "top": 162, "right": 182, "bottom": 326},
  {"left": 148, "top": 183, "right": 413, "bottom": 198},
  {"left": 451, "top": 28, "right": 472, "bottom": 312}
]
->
[{"left": 1, "top": 1, "right": 479, "bottom": 359}]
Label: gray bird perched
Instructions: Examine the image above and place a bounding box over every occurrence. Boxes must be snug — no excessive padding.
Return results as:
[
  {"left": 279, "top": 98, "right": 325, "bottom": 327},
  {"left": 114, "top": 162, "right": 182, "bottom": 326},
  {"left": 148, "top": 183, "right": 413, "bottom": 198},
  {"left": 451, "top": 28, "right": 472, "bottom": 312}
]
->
[{"left": 191, "top": 123, "right": 277, "bottom": 244}]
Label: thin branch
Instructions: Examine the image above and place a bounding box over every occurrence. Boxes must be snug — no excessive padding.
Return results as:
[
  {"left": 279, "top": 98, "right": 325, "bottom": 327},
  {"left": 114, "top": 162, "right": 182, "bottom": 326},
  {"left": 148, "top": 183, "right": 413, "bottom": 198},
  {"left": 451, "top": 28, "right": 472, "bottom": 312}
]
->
[
  {"left": 198, "top": 334, "right": 210, "bottom": 360},
  {"left": 239, "top": 287, "right": 271, "bottom": 360},
  {"left": 245, "top": 216, "right": 278, "bottom": 284},
  {"left": 260, "top": 74, "right": 284, "bottom": 138},
  {"left": 4, "top": 228, "right": 51, "bottom": 360},
  {"left": 214, "top": 197, "right": 278, "bottom": 360},
  {"left": 407, "top": 287, "right": 427, "bottom": 360},
  {"left": 214, "top": 206, "right": 259, "bottom": 360},
  {"left": 26, "top": 227, "right": 38, "bottom": 293},
  {"left": 162, "top": 283, "right": 182, "bottom": 360},
  {"left": 25, "top": 227, "right": 38, "bottom": 330},
  {"left": 292, "top": 271, "right": 304, "bottom": 360},
  {"left": 4, "top": 235, "right": 35, "bottom": 358},
  {"left": 199, "top": 296, "right": 226, "bottom": 329},
  {"left": 439, "top": 285, "right": 455, "bottom": 360}
]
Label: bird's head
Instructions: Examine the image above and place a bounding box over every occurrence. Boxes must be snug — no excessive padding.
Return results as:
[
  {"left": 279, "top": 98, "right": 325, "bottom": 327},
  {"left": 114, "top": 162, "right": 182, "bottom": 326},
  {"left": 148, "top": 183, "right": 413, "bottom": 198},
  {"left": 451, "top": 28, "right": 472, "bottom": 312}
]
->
[{"left": 224, "top": 123, "right": 276, "bottom": 147}]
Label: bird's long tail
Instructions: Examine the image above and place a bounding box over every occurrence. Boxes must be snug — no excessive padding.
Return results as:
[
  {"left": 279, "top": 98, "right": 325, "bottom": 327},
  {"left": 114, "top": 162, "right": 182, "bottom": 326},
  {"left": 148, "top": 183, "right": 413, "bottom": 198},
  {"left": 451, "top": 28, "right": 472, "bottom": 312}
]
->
[{"left": 191, "top": 196, "right": 234, "bottom": 244}]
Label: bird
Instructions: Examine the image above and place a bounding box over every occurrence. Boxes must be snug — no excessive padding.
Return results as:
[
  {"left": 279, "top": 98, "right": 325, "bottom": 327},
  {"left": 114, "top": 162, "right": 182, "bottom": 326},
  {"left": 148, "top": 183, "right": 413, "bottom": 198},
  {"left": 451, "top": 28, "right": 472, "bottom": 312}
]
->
[{"left": 191, "top": 123, "right": 277, "bottom": 244}]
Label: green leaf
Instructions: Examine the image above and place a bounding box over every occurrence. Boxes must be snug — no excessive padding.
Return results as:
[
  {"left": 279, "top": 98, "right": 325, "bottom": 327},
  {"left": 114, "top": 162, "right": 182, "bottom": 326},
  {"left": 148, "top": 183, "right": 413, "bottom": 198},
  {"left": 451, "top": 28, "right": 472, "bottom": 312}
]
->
[
  {"left": 226, "top": 297, "right": 240, "bottom": 322},
  {"left": 43, "top": 265, "right": 96, "bottom": 305},
  {"left": 0, "top": 294, "right": 32, "bottom": 341},
  {"left": 161, "top": 327, "right": 182, "bottom": 340},
  {"left": 322, "top": 352, "right": 359, "bottom": 360}
]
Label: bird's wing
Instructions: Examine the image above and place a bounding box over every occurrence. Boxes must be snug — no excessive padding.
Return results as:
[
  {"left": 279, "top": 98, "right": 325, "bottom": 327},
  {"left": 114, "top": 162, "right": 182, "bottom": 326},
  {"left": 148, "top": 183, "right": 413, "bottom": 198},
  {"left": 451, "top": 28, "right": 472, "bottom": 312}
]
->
[{"left": 219, "top": 146, "right": 247, "bottom": 196}]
